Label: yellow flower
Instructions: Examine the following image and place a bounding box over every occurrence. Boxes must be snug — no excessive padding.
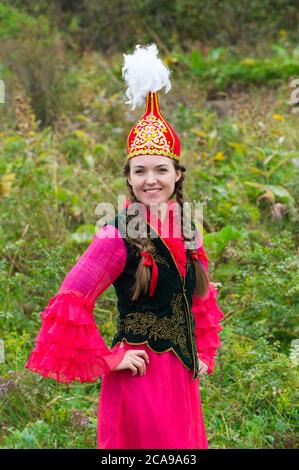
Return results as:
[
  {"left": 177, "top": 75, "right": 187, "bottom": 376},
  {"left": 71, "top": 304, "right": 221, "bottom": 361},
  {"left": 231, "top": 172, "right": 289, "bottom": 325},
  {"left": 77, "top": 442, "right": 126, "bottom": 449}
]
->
[
  {"left": 191, "top": 129, "right": 206, "bottom": 138},
  {"left": 212, "top": 151, "right": 225, "bottom": 161},
  {"left": 241, "top": 58, "right": 256, "bottom": 66},
  {"left": 272, "top": 114, "right": 285, "bottom": 122},
  {"left": 0, "top": 173, "right": 16, "bottom": 197},
  {"left": 279, "top": 29, "right": 287, "bottom": 40},
  {"left": 164, "top": 56, "right": 178, "bottom": 66},
  {"left": 73, "top": 129, "right": 89, "bottom": 139}
]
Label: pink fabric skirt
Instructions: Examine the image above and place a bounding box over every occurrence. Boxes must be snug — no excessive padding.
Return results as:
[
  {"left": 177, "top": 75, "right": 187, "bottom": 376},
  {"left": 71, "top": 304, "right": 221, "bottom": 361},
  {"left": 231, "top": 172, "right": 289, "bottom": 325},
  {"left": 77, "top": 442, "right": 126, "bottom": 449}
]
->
[{"left": 97, "top": 341, "right": 209, "bottom": 449}]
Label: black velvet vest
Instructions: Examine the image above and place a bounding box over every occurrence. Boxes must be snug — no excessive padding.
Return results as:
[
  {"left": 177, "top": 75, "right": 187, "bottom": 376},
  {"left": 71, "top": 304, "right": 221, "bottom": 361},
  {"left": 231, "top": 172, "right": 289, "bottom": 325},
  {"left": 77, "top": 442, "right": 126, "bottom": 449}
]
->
[{"left": 104, "top": 208, "right": 200, "bottom": 380}]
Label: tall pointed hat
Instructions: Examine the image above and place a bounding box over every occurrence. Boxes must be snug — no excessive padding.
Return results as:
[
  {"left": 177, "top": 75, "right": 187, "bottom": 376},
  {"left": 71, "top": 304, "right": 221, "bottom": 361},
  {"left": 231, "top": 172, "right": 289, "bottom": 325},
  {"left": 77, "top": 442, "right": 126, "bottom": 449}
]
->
[{"left": 122, "top": 43, "right": 180, "bottom": 161}]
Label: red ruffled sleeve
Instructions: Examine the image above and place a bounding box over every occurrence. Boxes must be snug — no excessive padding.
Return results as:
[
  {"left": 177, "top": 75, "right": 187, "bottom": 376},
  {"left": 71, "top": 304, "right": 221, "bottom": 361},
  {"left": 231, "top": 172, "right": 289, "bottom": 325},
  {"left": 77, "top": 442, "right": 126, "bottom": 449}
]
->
[
  {"left": 191, "top": 237, "right": 225, "bottom": 375},
  {"left": 25, "top": 225, "right": 127, "bottom": 384}
]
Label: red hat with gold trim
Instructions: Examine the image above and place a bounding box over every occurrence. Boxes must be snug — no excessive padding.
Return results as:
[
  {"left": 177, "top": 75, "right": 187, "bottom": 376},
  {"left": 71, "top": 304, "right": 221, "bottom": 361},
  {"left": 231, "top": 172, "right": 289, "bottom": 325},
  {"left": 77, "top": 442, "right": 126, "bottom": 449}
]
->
[{"left": 122, "top": 43, "right": 180, "bottom": 161}]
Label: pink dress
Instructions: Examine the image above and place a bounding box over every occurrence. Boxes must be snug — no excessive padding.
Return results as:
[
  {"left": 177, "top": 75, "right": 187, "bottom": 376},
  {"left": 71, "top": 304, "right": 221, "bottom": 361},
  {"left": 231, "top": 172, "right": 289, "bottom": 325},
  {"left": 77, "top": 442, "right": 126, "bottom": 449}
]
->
[{"left": 25, "top": 199, "right": 225, "bottom": 449}]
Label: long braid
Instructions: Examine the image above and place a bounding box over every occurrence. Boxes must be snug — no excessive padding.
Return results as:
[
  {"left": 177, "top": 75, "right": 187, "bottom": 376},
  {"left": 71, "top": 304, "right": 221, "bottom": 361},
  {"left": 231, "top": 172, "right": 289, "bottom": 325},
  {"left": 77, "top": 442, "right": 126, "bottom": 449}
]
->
[
  {"left": 123, "top": 160, "right": 209, "bottom": 300},
  {"left": 123, "top": 168, "right": 154, "bottom": 300}
]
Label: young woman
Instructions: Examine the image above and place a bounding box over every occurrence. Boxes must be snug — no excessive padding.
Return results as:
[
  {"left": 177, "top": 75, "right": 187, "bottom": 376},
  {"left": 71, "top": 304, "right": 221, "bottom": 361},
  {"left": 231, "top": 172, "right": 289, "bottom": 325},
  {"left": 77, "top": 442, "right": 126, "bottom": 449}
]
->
[{"left": 25, "top": 44, "right": 225, "bottom": 449}]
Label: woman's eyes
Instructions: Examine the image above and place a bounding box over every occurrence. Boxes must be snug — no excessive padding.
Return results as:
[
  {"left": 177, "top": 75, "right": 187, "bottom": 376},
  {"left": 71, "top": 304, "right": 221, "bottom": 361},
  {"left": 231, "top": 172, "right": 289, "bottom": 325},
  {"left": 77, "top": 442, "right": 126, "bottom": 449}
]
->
[{"left": 135, "top": 169, "right": 168, "bottom": 174}]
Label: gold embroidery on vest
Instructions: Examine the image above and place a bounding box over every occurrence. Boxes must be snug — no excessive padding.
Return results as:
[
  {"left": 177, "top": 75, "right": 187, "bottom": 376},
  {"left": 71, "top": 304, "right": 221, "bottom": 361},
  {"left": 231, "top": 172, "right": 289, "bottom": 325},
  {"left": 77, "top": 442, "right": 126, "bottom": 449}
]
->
[
  {"left": 117, "top": 292, "right": 191, "bottom": 360},
  {"left": 148, "top": 244, "right": 170, "bottom": 268}
]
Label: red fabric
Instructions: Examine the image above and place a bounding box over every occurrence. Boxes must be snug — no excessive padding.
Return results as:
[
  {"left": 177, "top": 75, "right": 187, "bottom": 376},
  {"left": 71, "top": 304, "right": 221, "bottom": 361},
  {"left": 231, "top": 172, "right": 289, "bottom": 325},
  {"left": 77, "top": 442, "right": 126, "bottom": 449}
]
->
[
  {"left": 25, "top": 291, "right": 126, "bottom": 383},
  {"left": 140, "top": 251, "right": 158, "bottom": 296},
  {"left": 98, "top": 341, "right": 208, "bottom": 449},
  {"left": 25, "top": 225, "right": 128, "bottom": 383}
]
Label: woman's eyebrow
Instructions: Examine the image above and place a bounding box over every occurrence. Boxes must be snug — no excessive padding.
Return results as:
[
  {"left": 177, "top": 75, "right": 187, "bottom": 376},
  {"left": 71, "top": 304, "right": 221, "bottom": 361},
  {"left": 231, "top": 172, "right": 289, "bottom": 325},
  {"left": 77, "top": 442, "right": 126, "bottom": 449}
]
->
[{"left": 133, "top": 164, "right": 169, "bottom": 169}]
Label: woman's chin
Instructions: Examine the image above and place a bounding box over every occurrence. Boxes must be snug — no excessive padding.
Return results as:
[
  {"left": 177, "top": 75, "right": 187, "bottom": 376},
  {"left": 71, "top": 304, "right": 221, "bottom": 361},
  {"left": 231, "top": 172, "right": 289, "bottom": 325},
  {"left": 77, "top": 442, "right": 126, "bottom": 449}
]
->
[
  {"left": 140, "top": 194, "right": 161, "bottom": 204},
  {"left": 135, "top": 192, "right": 170, "bottom": 207}
]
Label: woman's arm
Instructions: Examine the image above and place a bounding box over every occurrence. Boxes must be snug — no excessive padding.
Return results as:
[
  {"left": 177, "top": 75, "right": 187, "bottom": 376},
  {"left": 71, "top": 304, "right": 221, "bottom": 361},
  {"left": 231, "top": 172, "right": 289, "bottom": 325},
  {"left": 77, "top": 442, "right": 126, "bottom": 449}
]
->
[{"left": 25, "top": 224, "right": 127, "bottom": 383}]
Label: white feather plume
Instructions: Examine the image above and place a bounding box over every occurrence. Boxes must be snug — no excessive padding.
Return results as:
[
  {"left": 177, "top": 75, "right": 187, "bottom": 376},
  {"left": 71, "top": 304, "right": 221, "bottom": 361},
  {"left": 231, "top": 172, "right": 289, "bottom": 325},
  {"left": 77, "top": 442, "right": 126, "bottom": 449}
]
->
[{"left": 122, "top": 43, "right": 171, "bottom": 110}]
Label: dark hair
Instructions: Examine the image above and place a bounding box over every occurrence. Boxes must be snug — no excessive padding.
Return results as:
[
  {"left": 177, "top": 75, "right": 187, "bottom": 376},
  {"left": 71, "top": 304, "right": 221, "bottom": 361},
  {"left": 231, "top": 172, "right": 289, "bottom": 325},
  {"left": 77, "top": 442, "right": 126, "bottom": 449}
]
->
[{"left": 123, "top": 159, "right": 209, "bottom": 301}]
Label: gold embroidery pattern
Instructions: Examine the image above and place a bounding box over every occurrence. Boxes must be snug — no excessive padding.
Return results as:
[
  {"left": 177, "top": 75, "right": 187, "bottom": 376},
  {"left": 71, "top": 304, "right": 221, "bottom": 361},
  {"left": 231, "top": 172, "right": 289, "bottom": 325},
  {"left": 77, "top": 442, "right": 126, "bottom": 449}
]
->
[
  {"left": 148, "top": 244, "right": 170, "bottom": 268},
  {"left": 127, "top": 148, "right": 180, "bottom": 161},
  {"left": 130, "top": 114, "right": 170, "bottom": 154},
  {"left": 117, "top": 292, "right": 191, "bottom": 360}
]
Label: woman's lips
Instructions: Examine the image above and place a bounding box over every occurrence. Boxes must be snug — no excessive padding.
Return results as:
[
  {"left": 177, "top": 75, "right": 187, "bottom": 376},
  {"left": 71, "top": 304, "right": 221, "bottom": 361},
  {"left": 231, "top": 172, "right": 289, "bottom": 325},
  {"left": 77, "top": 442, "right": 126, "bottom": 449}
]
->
[{"left": 143, "top": 189, "right": 162, "bottom": 193}]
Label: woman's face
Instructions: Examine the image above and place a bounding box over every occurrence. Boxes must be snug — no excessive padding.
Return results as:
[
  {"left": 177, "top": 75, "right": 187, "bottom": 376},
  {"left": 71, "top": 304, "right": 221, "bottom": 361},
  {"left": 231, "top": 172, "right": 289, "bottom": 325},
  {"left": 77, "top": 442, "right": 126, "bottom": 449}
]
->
[{"left": 127, "top": 155, "right": 181, "bottom": 208}]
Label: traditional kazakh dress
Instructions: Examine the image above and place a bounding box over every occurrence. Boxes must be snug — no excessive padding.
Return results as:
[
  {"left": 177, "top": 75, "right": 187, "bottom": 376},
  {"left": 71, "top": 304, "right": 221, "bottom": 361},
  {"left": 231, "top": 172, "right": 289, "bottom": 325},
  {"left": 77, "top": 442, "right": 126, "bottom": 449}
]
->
[{"left": 25, "top": 198, "right": 225, "bottom": 449}]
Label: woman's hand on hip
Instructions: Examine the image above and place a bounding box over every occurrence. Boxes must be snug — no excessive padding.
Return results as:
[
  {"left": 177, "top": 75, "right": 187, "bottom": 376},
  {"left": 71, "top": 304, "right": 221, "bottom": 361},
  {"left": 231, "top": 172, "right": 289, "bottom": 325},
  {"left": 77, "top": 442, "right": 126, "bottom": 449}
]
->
[{"left": 112, "top": 349, "right": 150, "bottom": 376}]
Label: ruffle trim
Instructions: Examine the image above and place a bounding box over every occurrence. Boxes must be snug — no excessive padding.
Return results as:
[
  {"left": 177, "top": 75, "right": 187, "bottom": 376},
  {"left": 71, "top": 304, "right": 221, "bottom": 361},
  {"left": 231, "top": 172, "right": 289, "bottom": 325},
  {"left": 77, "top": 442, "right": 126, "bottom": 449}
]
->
[
  {"left": 192, "top": 283, "right": 225, "bottom": 375},
  {"left": 195, "top": 327, "right": 223, "bottom": 350},
  {"left": 192, "top": 283, "right": 225, "bottom": 328},
  {"left": 25, "top": 291, "right": 126, "bottom": 383}
]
